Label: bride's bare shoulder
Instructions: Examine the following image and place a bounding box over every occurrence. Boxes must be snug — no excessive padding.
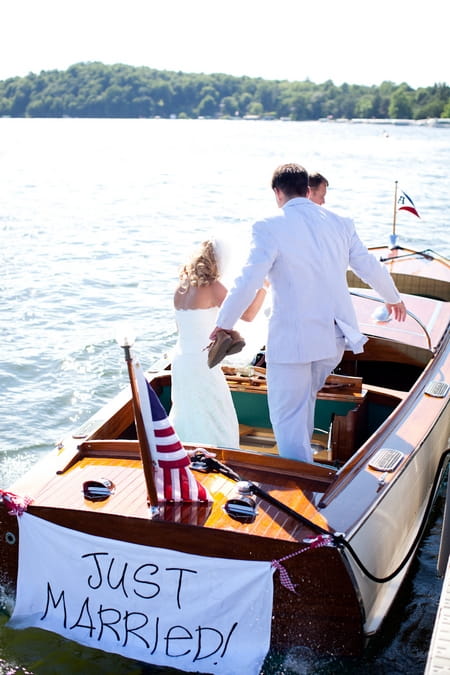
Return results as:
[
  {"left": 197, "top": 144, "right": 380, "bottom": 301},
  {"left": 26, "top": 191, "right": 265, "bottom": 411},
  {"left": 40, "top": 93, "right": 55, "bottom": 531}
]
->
[{"left": 174, "top": 281, "right": 226, "bottom": 310}]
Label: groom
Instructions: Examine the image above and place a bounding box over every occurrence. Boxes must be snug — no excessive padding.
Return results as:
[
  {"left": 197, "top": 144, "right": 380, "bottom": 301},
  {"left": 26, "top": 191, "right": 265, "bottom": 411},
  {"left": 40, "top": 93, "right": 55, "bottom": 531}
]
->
[{"left": 210, "top": 163, "right": 406, "bottom": 463}]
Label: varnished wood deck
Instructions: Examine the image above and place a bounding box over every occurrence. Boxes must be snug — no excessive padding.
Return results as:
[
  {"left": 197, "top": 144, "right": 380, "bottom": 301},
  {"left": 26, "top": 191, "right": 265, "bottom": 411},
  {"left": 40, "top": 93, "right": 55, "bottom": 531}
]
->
[
  {"left": 347, "top": 246, "right": 450, "bottom": 301},
  {"left": 26, "top": 447, "right": 333, "bottom": 543}
]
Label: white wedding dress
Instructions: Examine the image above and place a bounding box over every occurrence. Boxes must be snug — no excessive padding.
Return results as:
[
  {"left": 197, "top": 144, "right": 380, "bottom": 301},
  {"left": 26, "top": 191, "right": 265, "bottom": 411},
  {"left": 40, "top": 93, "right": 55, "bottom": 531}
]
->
[{"left": 169, "top": 307, "right": 240, "bottom": 448}]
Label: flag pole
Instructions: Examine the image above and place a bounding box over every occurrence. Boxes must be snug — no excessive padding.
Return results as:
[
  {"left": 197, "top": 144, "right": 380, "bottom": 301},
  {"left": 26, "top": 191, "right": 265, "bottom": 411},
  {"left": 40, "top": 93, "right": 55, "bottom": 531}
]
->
[
  {"left": 390, "top": 181, "right": 399, "bottom": 249},
  {"left": 121, "top": 343, "right": 159, "bottom": 509},
  {"left": 393, "top": 181, "right": 398, "bottom": 235}
]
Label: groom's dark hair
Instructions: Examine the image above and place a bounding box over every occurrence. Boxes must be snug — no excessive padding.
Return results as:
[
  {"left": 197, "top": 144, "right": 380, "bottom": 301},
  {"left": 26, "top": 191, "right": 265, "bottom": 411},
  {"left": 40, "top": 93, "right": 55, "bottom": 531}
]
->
[{"left": 271, "top": 163, "right": 309, "bottom": 198}]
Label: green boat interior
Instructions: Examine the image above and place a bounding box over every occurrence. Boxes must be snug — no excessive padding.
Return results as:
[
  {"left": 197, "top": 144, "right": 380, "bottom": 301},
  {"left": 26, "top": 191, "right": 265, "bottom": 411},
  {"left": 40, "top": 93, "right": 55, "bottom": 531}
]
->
[
  {"left": 68, "top": 327, "right": 432, "bottom": 477},
  {"left": 149, "top": 347, "right": 421, "bottom": 468}
]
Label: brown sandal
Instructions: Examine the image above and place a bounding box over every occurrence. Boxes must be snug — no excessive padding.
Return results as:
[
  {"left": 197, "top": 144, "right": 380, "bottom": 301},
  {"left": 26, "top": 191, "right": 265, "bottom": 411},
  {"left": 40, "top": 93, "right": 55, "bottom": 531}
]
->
[
  {"left": 206, "top": 329, "right": 246, "bottom": 368},
  {"left": 225, "top": 330, "right": 246, "bottom": 355}
]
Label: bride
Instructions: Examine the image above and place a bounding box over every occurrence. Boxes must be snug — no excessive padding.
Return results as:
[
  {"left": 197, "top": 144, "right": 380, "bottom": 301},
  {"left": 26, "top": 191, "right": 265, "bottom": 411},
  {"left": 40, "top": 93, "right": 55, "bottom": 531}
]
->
[{"left": 169, "top": 239, "right": 267, "bottom": 448}]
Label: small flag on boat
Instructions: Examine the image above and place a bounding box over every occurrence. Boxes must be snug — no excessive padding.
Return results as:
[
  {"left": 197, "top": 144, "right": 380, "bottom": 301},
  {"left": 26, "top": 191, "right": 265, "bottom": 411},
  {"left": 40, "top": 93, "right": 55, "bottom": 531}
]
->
[
  {"left": 133, "top": 360, "right": 212, "bottom": 503},
  {"left": 397, "top": 190, "right": 420, "bottom": 218}
]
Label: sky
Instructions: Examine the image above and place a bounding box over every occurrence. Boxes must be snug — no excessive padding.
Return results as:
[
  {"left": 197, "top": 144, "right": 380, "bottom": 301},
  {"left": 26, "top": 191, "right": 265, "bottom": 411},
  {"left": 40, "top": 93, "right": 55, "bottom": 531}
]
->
[{"left": 0, "top": 0, "right": 447, "bottom": 89}]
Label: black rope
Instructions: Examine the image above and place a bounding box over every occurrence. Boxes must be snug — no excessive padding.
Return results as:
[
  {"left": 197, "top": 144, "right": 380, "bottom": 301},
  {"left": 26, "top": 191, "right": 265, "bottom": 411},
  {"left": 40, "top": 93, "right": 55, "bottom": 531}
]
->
[
  {"left": 426, "top": 248, "right": 450, "bottom": 263},
  {"left": 379, "top": 248, "right": 435, "bottom": 262},
  {"left": 191, "top": 449, "right": 450, "bottom": 584},
  {"left": 379, "top": 248, "right": 449, "bottom": 264},
  {"left": 190, "top": 452, "right": 331, "bottom": 535},
  {"left": 338, "top": 451, "right": 450, "bottom": 583},
  {"left": 249, "top": 482, "right": 331, "bottom": 536}
]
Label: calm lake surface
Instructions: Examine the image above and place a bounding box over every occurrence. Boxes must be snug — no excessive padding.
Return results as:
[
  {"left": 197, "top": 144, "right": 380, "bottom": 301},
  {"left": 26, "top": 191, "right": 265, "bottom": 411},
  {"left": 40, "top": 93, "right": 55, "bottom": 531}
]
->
[{"left": 0, "top": 118, "right": 449, "bottom": 674}]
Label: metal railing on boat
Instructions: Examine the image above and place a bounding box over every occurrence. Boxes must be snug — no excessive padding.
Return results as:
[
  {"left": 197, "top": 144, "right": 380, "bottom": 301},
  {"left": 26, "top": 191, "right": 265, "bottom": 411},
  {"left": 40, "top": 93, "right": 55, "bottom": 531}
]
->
[{"left": 350, "top": 290, "right": 433, "bottom": 350}]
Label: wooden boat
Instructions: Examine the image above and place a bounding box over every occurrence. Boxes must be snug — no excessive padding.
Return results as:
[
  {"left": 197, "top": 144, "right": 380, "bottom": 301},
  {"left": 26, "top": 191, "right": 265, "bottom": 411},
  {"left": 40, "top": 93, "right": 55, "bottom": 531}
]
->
[{"left": 0, "top": 243, "right": 449, "bottom": 672}]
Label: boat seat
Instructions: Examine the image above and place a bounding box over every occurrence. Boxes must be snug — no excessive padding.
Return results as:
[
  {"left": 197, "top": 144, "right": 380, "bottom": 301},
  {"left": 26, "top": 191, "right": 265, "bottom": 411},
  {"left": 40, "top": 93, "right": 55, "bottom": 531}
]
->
[
  {"left": 316, "top": 375, "right": 368, "bottom": 464},
  {"left": 239, "top": 424, "right": 278, "bottom": 454},
  {"left": 231, "top": 372, "right": 368, "bottom": 463}
]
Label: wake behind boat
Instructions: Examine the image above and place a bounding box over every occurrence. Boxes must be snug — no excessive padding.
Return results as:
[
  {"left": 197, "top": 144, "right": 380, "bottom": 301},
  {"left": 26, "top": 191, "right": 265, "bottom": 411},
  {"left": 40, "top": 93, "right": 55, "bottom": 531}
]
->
[{"left": 0, "top": 242, "right": 449, "bottom": 673}]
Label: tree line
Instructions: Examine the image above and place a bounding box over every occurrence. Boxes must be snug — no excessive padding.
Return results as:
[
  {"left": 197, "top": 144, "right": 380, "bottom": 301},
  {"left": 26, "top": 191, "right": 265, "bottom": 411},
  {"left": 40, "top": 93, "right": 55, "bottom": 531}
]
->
[{"left": 0, "top": 62, "right": 449, "bottom": 120}]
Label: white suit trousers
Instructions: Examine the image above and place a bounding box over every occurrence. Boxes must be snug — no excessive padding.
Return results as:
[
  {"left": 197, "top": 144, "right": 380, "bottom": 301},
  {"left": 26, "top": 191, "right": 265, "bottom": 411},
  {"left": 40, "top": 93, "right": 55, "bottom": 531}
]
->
[{"left": 266, "top": 336, "right": 345, "bottom": 462}]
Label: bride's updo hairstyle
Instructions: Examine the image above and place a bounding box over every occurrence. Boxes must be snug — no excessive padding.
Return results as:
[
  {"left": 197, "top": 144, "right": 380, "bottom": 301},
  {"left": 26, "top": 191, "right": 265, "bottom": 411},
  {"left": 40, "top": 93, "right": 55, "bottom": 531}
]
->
[{"left": 178, "top": 240, "right": 219, "bottom": 291}]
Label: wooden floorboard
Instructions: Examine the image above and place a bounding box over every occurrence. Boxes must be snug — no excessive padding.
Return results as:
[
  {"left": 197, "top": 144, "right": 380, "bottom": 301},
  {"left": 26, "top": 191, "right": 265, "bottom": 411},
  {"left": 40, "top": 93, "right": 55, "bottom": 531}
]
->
[{"left": 28, "top": 451, "right": 329, "bottom": 543}]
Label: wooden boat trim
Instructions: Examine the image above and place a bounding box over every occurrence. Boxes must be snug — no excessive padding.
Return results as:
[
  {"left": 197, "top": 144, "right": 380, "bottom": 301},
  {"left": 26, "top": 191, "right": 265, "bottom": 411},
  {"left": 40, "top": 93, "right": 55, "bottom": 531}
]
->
[
  {"left": 57, "top": 440, "right": 142, "bottom": 474},
  {"left": 319, "top": 330, "right": 450, "bottom": 508},
  {"left": 56, "top": 438, "right": 336, "bottom": 490},
  {"left": 347, "top": 246, "right": 450, "bottom": 301},
  {"left": 353, "top": 335, "right": 432, "bottom": 367}
]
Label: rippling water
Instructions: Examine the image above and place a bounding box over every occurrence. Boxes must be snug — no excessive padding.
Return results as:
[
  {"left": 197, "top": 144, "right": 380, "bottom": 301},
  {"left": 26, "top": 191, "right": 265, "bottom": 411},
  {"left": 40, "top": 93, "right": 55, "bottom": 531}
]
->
[{"left": 0, "top": 118, "right": 449, "bottom": 674}]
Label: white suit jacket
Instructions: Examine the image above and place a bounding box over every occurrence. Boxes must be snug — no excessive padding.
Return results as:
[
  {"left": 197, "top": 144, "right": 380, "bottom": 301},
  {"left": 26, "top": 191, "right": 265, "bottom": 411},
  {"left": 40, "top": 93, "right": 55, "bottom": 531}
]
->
[{"left": 216, "top": 198, "right": 401, "bottom": 364}]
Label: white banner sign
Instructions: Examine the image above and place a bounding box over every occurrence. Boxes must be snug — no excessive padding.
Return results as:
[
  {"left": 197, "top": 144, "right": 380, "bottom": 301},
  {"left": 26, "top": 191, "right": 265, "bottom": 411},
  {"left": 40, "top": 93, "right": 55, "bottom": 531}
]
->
[{"left": 9, "top": 513, "right": 274, "bottom": 675}]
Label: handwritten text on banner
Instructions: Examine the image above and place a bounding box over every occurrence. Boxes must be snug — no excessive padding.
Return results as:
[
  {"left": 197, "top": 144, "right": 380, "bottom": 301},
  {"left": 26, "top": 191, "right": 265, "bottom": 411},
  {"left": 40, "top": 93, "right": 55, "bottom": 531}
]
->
[{"left": 9, "top": 513, "right": 274, "bottom": 675}]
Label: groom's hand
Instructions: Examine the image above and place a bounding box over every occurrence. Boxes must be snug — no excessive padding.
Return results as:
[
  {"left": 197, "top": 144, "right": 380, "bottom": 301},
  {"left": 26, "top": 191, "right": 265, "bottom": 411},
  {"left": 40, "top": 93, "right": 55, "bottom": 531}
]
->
[
  {"left": 209, "top": 326, "right": 223, "bottom": 340},
  {"left": 386, "top": 301, "right": 407, "bottom": 322}
]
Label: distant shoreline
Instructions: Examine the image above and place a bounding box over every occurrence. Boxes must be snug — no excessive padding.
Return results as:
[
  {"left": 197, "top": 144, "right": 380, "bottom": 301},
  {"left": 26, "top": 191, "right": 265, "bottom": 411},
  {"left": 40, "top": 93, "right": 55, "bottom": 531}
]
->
[
  {"left": 1, "top": 62, "right": 448, "bottom": 122},
  {"left": 1, "top": 115, "right": 449, "bottom": 127}
]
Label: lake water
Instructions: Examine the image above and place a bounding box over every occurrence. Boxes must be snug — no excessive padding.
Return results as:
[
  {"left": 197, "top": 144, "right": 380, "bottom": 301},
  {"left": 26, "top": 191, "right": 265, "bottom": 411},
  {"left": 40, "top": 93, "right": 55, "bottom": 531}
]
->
[{"left": 0, "top": 117, "right": 449, "bottom": 674}]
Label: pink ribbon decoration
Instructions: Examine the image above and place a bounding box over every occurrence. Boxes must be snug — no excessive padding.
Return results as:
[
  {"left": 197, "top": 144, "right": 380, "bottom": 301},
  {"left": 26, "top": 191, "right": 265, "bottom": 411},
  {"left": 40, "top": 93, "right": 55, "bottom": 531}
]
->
[
  {"left": 271, "top": 534, "right": 334, "bottom": 594},
  {"left": 0, "top": 489, "right": 33, "bottom": 516}
]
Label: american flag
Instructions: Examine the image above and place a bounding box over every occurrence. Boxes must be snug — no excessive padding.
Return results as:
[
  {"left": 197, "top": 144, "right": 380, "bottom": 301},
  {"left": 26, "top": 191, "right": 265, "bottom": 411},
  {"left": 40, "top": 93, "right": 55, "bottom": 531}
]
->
[{"left": 134, "top": 360, "right": 212, "bottom": 503}]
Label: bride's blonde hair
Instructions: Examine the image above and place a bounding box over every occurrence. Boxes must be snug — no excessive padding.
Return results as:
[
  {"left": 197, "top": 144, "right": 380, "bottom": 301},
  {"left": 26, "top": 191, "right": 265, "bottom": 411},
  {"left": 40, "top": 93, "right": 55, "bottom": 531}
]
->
[{"left": 178, "top": 240, "right": 219, "bottom": 291}]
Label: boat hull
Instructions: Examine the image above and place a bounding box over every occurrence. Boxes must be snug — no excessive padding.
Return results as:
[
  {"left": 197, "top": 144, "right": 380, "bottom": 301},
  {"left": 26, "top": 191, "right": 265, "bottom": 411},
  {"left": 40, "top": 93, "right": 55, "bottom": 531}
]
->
[
  {"left": 1, "top": 244, "right": 449, "bottom": 661},
  {"left": 0, "top": 501, "right": 365, "bottom": 656}
]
